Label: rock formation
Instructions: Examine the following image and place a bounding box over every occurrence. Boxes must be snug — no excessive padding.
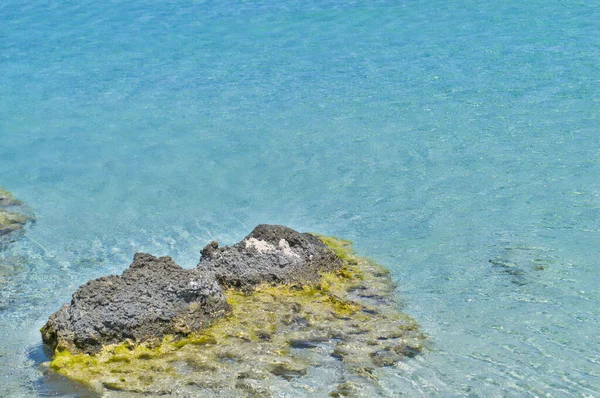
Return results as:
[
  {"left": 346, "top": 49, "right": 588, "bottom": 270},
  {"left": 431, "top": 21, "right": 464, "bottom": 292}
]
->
[
  {"left": 42, "top": 225, "right": 425, "bottom": 396},
  {"left": 42, "top": 253, "right": 229, "bottom": 354},
  {"left": 198, "top": 224, "right": 343, "bottom": 290},
  {"left": 42, "top": 225, "right": 344, "bottom": 354}
]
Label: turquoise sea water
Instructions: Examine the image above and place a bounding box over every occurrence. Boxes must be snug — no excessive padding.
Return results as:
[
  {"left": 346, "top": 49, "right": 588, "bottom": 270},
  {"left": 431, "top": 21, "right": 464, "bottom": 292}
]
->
[{"left": 1, "top": 0, "right": 599, "bottom": 396}]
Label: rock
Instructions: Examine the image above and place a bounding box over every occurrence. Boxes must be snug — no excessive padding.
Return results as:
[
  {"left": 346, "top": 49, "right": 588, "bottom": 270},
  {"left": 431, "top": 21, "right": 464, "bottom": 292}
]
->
[
  {"left": 42, "top": 225, "right": 343, "bottom": 356},
  {"left": 0, "top": 186, "right": 34, "bottom": 241},
  {"left": 0, "top": 211, "right": 30, "bottom": 237},
  {"left": 0, "top": 187, "right": 22, "bottom": 207},
  {"left": 197, "top": 224, "right": 343, "bottom": 290},
  {"left": 44, "top": 233, "right": 425, "bottom": 396},
  {"left": 41, "top": 253, "right": 229, "bottom": 354}
]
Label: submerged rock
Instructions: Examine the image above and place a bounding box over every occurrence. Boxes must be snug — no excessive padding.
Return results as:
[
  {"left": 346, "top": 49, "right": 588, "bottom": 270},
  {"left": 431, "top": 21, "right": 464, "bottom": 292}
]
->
[
  {"left": 0, "top": 186, "right": 34, "bottom": 241},
  {"left": 42, "top": 226, "right": 425, "bottom": 396},
  {"left": 0, "top": 187, "right": 22, "bottom": 207},
  {"left": 41, "top": 253, "right": 229, "bottom": 354},
  {"left": 198, "top": 224, "right": 344, "bottom": 290},
  {"left": 0, "top": 211, "right": 30, "bottom": 236}
]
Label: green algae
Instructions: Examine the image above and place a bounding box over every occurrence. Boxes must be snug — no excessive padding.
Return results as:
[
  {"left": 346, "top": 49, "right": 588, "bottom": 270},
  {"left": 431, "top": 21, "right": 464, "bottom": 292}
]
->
[{"left": 46, "top": 236, "right": 425, "bottom": 396}]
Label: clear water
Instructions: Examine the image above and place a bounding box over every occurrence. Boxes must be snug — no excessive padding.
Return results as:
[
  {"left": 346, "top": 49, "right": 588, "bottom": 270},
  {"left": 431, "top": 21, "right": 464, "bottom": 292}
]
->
[{"left": 1, "top": 0, "right": 599, "bottom": 396}]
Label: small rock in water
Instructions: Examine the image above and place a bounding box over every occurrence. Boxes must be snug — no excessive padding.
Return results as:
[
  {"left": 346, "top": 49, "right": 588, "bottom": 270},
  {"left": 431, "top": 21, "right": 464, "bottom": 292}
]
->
[
  {"left": 0, "top": 186, "right": 34, "bottom": 246},
  {"left": 0, "top": 187, "right": 22, "bottom": 207}
]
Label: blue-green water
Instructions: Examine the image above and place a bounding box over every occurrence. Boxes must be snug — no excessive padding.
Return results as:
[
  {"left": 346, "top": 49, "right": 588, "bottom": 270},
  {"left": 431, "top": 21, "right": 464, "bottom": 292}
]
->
[{"left": 1, "top": 0, "right": 599, "bottom": 396}]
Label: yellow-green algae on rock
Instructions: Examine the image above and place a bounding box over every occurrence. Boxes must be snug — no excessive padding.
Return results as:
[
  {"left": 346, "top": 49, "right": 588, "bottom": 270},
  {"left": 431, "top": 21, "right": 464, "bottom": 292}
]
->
[
  {"left": 45, "top": 236, "right": 425, "bottom": 397},
  {"left": 0, "top": 187, "right": 21, "bottom": 207}
]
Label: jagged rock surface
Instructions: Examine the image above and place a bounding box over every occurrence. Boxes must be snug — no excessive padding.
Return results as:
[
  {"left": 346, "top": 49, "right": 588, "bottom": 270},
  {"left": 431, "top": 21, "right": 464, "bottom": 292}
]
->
[
  {"left": 42, "top": 225, "right": 344, "bottom": 354},
  {"left": 197, "top": 224, "right": 343, "bottom": 290},
  {"left": 45, "top": 235, "right": 426, "bottom": 397},
  {"left": 41, "top": 253, "right": 229, "bottom": 354}
]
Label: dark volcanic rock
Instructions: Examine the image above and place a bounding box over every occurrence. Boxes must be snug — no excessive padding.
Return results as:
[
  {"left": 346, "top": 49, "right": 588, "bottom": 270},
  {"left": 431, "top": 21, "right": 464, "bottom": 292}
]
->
[
  {"left": 41, "top": 253, "right": 229, "bottom": 354},
  {"left": 197, "top": 224, "right": 343, "bottom": 290},
  {"left": 42, "top": 225, "right": 344, "bottom": 355}
]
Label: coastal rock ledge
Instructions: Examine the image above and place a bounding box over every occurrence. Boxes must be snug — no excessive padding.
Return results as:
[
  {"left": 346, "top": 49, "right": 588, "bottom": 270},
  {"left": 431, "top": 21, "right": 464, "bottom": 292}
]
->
[{"left": 42, "top": 225, "right": 425, "bottom": 396}]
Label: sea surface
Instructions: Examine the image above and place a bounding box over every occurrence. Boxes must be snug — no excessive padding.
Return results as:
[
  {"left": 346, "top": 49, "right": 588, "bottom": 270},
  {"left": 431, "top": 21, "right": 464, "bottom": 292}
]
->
[{"left": 1, "top": 0, "right": 599, "bottom": 396}]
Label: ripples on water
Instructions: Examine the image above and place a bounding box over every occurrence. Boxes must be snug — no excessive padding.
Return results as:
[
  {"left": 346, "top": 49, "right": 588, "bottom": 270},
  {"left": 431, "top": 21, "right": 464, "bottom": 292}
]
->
[{"left": 1, "top": 0, "right": 599, "bottom": 396}]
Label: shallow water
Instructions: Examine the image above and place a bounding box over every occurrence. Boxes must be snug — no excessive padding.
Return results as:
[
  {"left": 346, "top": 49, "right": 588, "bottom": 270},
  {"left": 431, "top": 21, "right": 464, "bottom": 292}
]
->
[{"left": 1, "top": 0, "right": 599, "bottom": 396}]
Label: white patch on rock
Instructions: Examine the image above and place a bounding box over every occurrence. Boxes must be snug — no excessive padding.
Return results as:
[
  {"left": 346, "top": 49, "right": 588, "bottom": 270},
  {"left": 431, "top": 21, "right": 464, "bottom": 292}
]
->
[
  {"left": 278, "top": 239, "right": 300, "bottom": 258},
  {"left": 244, "top": 238, "right": 300, "bottom": 258},
  {"left": 245, "top": 238, "right": 276, "bottom": 253},
  {"left": 189, "top": 280, "right": 202, "bottom": 290}
]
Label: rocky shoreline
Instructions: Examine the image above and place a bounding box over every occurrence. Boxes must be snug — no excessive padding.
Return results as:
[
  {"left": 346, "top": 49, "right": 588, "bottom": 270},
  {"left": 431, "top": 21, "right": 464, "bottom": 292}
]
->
[{"left": 42, "top": 225, "right": 424, "bottom": 396}]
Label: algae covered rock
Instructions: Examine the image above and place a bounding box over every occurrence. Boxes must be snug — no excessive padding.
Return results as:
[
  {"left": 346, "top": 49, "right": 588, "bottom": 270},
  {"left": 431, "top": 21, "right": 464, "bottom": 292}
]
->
[
  {"left": 0, "top": 186, "right": 34, "bottom": 241},
  {"left": 0, "top": 211, "right": 30, "bottom": 236},
  {"left": 0, "top": 187, "right": 22, "bottom": 207},
  {"left": 42, "top": 226, "right": 425, "bottom": 397},
  {"left": 198, "top": 224, "right": 344, "bottom": 290},
  {"left": 42, "top": 225, "right": 344, "bottom": 355},
  {"left": 41, "top": 253, "right": 229, "bottom": 354}
]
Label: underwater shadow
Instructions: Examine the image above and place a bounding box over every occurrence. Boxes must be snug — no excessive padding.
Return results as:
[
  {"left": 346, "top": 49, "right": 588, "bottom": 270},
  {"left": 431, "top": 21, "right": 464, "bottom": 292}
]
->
[{"left": 27, "top": 343, "right": 100, "bottom": 398}]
